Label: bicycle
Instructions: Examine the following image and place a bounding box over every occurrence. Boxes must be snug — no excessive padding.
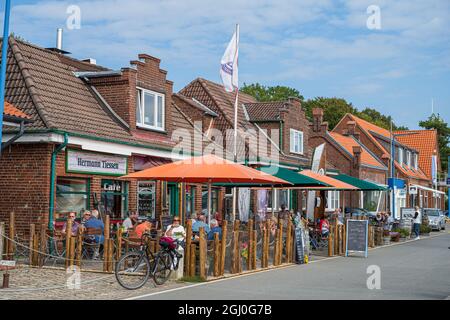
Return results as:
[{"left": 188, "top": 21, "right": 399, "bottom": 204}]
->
[{"left": 115, "top": 234, "right": 182, "bottom": 290}]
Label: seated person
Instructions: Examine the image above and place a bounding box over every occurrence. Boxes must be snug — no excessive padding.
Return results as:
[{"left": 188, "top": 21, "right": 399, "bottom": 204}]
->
[
  {"left": 135, "top": 218, "right": 152, "bottom": 238},
  {"left": 122, "top": 210, "right": 138, "bottom": 231},
  {"left": 207, "top": 219, "right": 222, "bottom": 241},
  {"left": 318, "top": 216, "right": 330, "bottom": 238},
  {"left": 192, "top": 214, "right": 210, "bottom": 233},
  {"left": 189, "top": 213, "right": 198, "bottom": 225},
  {"left": 165, "top": 216, "right": 186, "bottom": 242},
  {"left": 83, "top": 210, "right": 105, "bottom": 260},
  {"left": 61, "top": 212, "right": 80, "bottom": 237},
  {"left": 214, "top": 212, "right": 223, "bottom": 226}
]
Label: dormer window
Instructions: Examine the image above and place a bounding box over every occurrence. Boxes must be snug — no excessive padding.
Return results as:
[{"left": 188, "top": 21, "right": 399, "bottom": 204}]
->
[
  {"left": 136, "top": 88, "right": 165, "bottom": 131},
  {"left": 406, "top": 150, "right": 411, "bottom": 168}
]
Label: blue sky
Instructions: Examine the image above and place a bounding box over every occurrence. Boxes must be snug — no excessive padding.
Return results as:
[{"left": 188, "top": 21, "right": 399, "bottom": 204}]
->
[{"left": 1, "top": 0, "right": 449, "bottom": 129}]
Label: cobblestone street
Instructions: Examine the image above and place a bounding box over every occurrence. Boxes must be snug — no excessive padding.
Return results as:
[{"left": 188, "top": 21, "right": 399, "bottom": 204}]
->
[{"left": 0, "top": 267, "right": 188, "bottom": 300}]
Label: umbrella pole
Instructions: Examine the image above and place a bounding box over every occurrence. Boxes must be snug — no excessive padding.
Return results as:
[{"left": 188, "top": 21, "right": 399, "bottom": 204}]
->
[
  {"left": 208, "top": 182, "right": 212, "bottom": 225},
  {"left": 232, "top": 188, "right": 237, "bottom": 222}
]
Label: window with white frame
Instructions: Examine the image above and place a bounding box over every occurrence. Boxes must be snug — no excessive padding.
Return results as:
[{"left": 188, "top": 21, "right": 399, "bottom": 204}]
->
[
  {"left": 290, "top": 129, "right": 304, "bottom": 154},
  {"left": 136, "top": 88, "right": 165, "bottom": 131},
  {"left": 398, "top": 147, "right": 403, "bottom": 165},
  {"left": 414, "top": 153, "right": 418, "bottom": 170},
  {"left": 267, "top": 189, "right": 290, "bottom": 211},
  {"left": 406, "top": 150, "right": 411, "bottom": 168},
  {"left": 326, "top": 190, "right": 340, "bottom": 211}
]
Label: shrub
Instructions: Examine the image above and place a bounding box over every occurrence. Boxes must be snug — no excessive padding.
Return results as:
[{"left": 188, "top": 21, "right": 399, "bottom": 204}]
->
[{"left": 420, "top": 225, "right": 431, "bottom": 234}]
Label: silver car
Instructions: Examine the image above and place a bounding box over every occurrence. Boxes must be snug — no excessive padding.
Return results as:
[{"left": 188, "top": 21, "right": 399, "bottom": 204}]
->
[{"left": 423, "top": 209, "right": 446, "bottom": 231}]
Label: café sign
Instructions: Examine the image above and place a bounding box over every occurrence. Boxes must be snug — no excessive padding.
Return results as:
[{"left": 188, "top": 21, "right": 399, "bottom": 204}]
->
[{"left": 66, "top": 149, "right": 128, "bottom": 176}]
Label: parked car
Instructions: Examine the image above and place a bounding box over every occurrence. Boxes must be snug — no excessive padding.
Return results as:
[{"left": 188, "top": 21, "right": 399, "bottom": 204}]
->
[
  {"left": 344, "top": 207, "right": 377, "bottom": 221},
  {"left": 423, "top": 209, "right": 446, "bottom": 231}
]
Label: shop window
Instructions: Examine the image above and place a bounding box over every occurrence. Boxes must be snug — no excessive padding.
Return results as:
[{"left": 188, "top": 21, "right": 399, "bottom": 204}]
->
[
  {"left": 56, "top": 177, "right": 90, "bottom": 216},
  {"left": 202, "top": 187, "right": 218, "bottom": 214},
  {"left": 267, "top": 189, "right": 290, "bottom": 211},
  {"left": 326, "top": 190, "right": 340, "bottom": 211},
  {"left": 136, "top": 88, "right": 165, "bottom": 131},
  {"left": 100, "top": 180, "right": 128, "bottom": 219},
  {"left": 362, "top": 191, "right": 380, "bottom": 212},
  {"left": 185, "top": 185, "right": 196, "bottom": 217},
  {"left": 137, "top": 181, "right": 156, "bottom": 218}
]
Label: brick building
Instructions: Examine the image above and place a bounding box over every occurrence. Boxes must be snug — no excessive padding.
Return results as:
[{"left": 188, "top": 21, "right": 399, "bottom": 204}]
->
[
  {"left": 309, "top": 108, "right": 388, "bottom": 213},
  {"left": 0, "top": 37, "right": 204, "bottom": 234},
  {"left": 330, "top": 113, "right": 445, "bottom": 217}
]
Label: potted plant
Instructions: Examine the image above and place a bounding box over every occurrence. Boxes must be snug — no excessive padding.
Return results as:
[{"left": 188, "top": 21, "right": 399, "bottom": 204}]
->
[
  {"left": 420, "top": 225, "right": 431, "bottom": 236},
  {"left": 399, "top": 228, "right": 410, "bottom": 241}
]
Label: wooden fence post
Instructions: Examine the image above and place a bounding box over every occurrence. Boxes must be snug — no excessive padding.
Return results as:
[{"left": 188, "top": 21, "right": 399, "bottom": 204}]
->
[
  {"left": 247, "top": 219, "right": 253, "bottom": 270},
  {"left": 334, "top": 222, "right": 339, "bottom": 255},
  {"left": 103, "top": 215, "right": 110, "bottom": 272},
  {"left": 199, "top": 227, "right": 206, "bottom": 280},
  {"left": 328, "top": 225, "right": 333, "bottom": 257},
  {"left": 69, "top": 236, "right": 76, "bottom": 267},
  {"left": 116, "top": 227, "right": 123, "bottom": 261},
  {"left": 29, "top": 224, "right": 35, "bottom": 266},
  {"left": 8, "top": 212, "right": 15, "bottom": 260},
  {"left": 264, "top": 220, "right": 270, "bottom": 268},
  {"left": 185, "top": 220, "right": 192, "bottom": 276},
  {"left": 39, "top": 224, "right": 46, "bottom": 267},
  {"left": 219, "top": 220, "right": 228, "bottom": 276},
  {"left": 76, "top": 227, "right": 83, "bottom": 268},
  {"left": 65, "top": 219, "right": 73, "bottom": 269},
  {"left": 278, "top": 219, "right": 284, "bottom": 265},
  {"left": 0, "top": 222, "right": 4, "bottom": 260},
  {"left": 32, "top": 228, "right": 39, "bottom": 266},
  {"left": 251, "top": 230, "right": 257, "bottom": 270},
  {"left": 231, "top": 220, "right": 240, "bottom": 274},
  {"left": 189, "top": 243, "right": 196, "bottom": 277},
  {"left": 213, "top": 232, "right": 220, "bottom": 277},
  {"left": 285, "top": 219, "right": 292, "bottom": 263}
]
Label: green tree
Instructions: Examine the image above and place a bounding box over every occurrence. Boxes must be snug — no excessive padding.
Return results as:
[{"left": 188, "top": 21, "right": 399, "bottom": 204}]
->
[
  {"left": 241, "top": 83, "right": 304, "bottom": 102},
  {"left": 419, "top": 113, "right": 450, "bottom": 172},
  {"left": 302, "top": 97, "right": 358, "bottom": 130},
  {"left": 358, "top": 108, "right": 408, "bottom": 131}
]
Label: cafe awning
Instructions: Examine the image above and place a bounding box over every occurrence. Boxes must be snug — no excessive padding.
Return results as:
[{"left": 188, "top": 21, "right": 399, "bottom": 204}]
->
[
  {"left": 297, "top": 170, "right": 358, "bottom": 190},
  {"left": 331, "top": 174, "right": 388, "bottom": 191},
  {"left": 258, "top": 166, "right": 330, "bottom": 187}
]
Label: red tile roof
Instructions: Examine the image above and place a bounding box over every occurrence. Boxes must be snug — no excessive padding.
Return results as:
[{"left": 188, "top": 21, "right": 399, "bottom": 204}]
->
[
  {"left": 243, "top": 102, "right": 286, "bottom": 121},
  {"left": 328, "top": 132, "right": 385, "bottom": 169},
  {"left": 394, "top": 130, "right": 439, "bottom": 179},
  {"left": 333, "top": 113, "right": 429, "bottom": 181},
  {"left": 3, "top": 101, "right": 31, "bottom": 119}
]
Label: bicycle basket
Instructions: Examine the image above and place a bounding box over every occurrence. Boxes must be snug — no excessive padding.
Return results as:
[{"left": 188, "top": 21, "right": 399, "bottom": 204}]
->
[{"left": 159, "top": 236, "right": 177, "bottom": 250}]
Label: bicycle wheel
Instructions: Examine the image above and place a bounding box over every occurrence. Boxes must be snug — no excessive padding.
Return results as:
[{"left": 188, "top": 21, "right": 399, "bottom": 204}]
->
[
  {"left": 115, "top": 252, "right": 151, "bottom": 290},
  {"left": 153, "top": 251, "right": 172, "bottom": 285}
]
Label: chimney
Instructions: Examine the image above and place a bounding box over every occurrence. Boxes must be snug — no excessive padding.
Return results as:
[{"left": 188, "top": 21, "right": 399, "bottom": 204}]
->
[
  {"left": 46, "top": 28, "right": 71, "bottom": 54},
  {"left": 82, "top": 58, "right": 97, "bottom": 65},
  {"left": 352, "top": 145, "right": 362, "bottom": 168},
  {"left": 312, "top": 108, "right": 328, "bottom": 133},
  {"left": 287, "top": 97, "right": 302, "bottom": 108},
  {"left": 345, "top": 120, "right": 360, "bottom": 140},
  {"left": 56, "top": 28, "right": 63, "bottom": 50}
]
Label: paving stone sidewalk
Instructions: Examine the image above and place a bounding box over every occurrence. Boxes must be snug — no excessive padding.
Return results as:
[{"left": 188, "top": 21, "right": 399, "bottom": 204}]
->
[{"left": 0, "top": 267, "right": 189, "bottom": 300}]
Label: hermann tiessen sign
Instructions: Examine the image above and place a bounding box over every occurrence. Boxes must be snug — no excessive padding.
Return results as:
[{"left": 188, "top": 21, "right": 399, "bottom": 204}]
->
[{"left": 66, "top": 149, "right": 128, "bottom": 176}]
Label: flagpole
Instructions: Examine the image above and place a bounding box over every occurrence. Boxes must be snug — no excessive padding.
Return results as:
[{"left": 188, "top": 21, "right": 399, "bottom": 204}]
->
[{"left": 232, "top": 23, "right": 239, "bottom": 222}]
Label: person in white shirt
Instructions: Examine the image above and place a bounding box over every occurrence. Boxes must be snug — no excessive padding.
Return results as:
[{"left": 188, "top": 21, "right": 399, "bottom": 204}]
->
[
  {"left": 122, "top": 211, "right": 138, "bottom": 231},
  {"left": 165, "top": 216, "right": 186, "bottom": 243},
  {"left": 413, "top": 206, "right": 421, "bottom": 239}
]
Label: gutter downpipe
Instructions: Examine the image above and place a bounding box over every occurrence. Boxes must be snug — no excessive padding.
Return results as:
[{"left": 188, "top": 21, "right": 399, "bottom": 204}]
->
[{"left": 48, "top": 133, "right": 68, "bottom": 231}]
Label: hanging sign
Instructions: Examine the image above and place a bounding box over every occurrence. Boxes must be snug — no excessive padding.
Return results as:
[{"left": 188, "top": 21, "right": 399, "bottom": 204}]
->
[{"left": 66, "top": 149, "right": 128, "bottom": 176}]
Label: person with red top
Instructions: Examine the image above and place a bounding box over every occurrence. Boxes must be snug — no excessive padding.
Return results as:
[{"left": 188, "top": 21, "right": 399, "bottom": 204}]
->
[{"left": 319, "top": 216, "right": 330, "bottom": 238}]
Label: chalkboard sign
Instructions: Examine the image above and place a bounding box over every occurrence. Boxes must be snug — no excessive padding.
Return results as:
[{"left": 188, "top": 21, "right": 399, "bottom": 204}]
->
[
  {"left": 294, "top": 228, "right": 304, "bottom": 264},
  {"left": 345, "top": 219, "right": 368, "bottom": 258},
  {"left": 160, "top": 216, "right": 173, "bottom": 231}
]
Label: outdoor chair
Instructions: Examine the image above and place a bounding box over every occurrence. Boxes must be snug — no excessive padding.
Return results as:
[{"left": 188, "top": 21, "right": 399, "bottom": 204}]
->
[{"left": 82, "top": 227, "right": 103, "bottom": 260}]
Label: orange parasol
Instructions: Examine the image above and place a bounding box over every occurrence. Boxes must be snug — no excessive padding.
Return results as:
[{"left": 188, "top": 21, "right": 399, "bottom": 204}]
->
[
  {"left": 121, "top": 154, "right": 290, "bottom": 185},
  {"left": 121, "top": 155, "right": 290, "bottom": 223}
]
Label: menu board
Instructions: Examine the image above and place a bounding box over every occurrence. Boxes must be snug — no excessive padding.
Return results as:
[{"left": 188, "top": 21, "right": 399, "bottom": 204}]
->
[
  {"left": 160, "top": 216, "right": 173, "bottom": 231},
  {"left": 346, "top": 219, "right": 368, "bottom": 257},
  {"left": 295, "top": 228, "right": 305, "bottom": 264}
]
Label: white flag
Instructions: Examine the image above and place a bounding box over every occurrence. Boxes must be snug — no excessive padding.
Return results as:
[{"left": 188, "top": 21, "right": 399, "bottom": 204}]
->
[{"left": 220, "top": 25, "right": 239, "bottom": 92}]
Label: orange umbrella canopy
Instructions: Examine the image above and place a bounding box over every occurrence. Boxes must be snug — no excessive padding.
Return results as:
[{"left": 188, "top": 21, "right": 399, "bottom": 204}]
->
[
  {"left": 299, "top": 170, "right": 358, "bottom": 190},
  {"left": 121, "top": 154, "right": 291, "bottom": 185}
]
